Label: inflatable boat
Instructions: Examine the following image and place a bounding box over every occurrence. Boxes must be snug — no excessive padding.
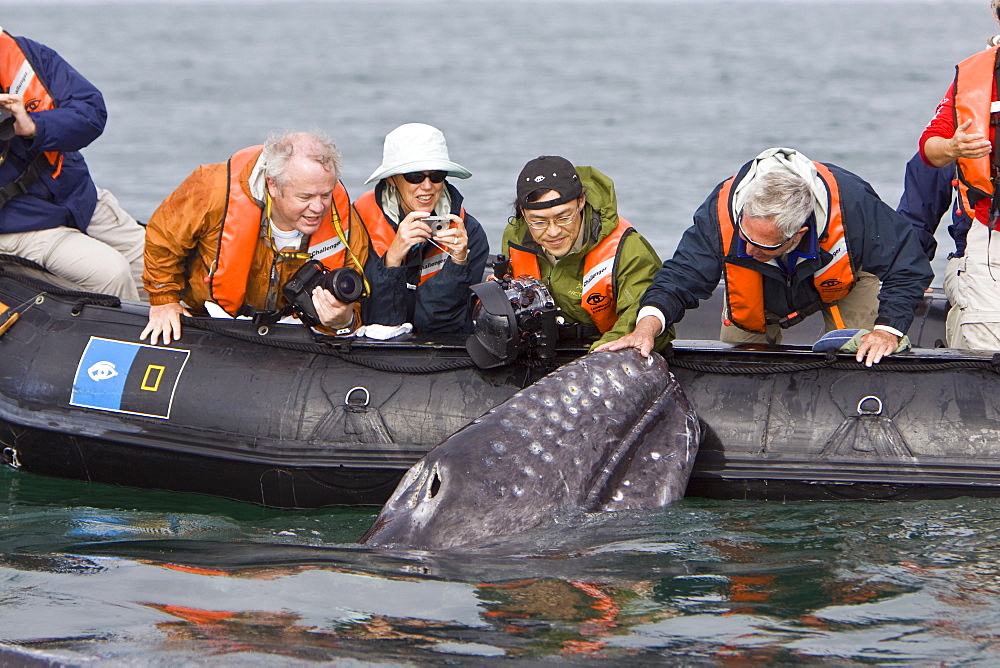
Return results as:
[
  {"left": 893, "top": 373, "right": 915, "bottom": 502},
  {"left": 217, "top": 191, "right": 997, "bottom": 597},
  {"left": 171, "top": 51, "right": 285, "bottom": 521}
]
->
[{"left": 0, "top": 254, "right": 996, "bottom": 508}]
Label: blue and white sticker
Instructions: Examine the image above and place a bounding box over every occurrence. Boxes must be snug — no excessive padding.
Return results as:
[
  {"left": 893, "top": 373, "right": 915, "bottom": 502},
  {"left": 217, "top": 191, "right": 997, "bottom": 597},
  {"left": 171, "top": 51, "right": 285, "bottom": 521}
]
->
[{"left": 70, "top": 337, "right": 190, "bottom": 419}]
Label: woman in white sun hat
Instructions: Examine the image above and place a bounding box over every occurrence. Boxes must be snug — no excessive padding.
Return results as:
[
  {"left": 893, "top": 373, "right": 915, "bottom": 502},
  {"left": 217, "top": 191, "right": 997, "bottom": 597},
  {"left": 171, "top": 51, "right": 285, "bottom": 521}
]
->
[{"left": 354, "top": 123, "right": 489, "bottom": 334}]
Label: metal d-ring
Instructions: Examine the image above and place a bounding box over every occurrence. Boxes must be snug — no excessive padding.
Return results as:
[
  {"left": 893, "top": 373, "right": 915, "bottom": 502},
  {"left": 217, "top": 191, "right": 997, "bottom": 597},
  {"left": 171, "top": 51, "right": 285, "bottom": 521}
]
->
[
  {"left": 345, "top": 386, "right": 370, "bottom": 408},
  {"left": 857, "top": 395, "right": 883, "bottom": 416},
  {"left": 3, "top": 447, "right": 20, "bottom": 469}
]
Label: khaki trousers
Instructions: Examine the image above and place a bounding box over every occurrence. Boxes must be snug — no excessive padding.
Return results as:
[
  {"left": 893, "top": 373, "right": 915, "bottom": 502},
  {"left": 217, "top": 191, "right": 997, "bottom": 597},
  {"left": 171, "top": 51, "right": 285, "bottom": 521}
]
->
[
  {"left": 720, "top": 270, "right": 881, "bottom": 344},
  {"left": 0, "top": 188, "right": 145, "bottom": 301},
  {"left": 943, "top": 223, "right": 1000, "bottom": 350}
]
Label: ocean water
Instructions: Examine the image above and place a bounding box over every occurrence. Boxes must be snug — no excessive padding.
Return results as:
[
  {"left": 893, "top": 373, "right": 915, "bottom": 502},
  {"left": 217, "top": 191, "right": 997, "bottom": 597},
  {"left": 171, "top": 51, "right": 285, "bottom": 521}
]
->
[{"left": 2, "top": 0, "right": 1000, "bottom": 663}]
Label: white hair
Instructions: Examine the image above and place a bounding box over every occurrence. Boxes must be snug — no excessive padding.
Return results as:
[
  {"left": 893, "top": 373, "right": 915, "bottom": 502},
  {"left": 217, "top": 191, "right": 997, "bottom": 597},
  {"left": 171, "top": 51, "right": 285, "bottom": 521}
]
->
[
  {"left": 741, "top": 171, "right": 815, "bottom": 237},
  {"left": 262, "top": 130, "right": 341, "bottom": 189}
]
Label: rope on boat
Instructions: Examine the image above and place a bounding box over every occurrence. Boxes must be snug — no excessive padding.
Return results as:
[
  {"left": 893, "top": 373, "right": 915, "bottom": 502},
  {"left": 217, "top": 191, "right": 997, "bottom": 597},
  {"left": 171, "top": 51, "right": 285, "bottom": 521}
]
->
[
  {"left": 667, "top": 350, "right": 1000, "bottom": 375},
  {"left": 179, "top": 315, "right": 478, "bottom": 373}
]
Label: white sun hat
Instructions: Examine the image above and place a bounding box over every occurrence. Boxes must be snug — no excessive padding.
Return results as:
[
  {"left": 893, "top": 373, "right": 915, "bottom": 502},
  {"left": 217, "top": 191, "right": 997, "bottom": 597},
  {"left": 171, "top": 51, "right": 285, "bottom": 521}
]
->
[{"left": 365, "top": 123, "right": 472, "bottom": 184}]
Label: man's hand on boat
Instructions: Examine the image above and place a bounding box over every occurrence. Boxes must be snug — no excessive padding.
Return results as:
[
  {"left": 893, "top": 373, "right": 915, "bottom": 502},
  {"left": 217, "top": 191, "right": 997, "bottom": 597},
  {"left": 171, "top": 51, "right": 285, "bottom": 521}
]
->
[
  {"left": 141, "top": 302, "right": 191, "bottom": 345},
  {"left": 310, "top": 286, "right": 354, "bottom": 331},
  {"left": 593, "top": 314, "right": 661, "bottom": 357},
  {"left": 854, "top": 328, "right": 900, "bottom": 367}
]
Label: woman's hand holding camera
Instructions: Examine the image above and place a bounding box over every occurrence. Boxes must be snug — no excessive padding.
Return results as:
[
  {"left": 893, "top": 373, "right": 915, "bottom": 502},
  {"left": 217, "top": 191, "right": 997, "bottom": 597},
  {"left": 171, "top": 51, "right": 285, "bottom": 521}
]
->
[
  {"left": 430, "top": 214, "right": 469, "bottom": 265},
  {"left": 384, "top": 210, "right": 434, "bottom": 267},
  {"left": 384, "top": 212, "right": 468, "bottom": 266}
]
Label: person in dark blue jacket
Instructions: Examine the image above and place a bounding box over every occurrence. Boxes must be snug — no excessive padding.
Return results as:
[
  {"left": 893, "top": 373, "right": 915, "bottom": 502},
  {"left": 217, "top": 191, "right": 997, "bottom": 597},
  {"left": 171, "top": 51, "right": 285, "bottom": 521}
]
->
[
  {"left": 0, "top": 28, "right": 143, "bottom": 300},
  {"left": 597, "top": 147, "right": 934, "bottom": 366},
  {"left": 896, "top": 152, "right": 969, "bottom": 262},
  {"left": 896, "top": 153, "right": 976, "bottom": 349},
  {"left": 355, "top": 123, "right": 489, "bottom": 334}
]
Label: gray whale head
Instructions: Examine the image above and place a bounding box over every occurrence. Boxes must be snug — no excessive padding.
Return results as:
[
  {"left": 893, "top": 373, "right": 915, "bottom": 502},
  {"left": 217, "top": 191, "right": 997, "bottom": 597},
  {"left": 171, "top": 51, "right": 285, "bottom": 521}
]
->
[{"left": 361, "top": 350, "right": 701, "bottom": 550}]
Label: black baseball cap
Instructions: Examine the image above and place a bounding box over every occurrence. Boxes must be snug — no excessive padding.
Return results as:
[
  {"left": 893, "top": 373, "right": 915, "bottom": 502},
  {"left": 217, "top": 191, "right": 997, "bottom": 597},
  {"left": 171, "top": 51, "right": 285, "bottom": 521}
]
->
[{"left": 516, "top": 156, "right": 583, "bottom": 210}]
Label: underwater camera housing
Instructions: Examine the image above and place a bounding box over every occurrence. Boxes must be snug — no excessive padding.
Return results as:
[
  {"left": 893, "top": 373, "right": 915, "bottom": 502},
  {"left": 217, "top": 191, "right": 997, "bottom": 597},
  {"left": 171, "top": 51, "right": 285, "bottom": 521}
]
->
[
  {"left": 282, "top": 259, "right": 366, "bottom": 327},
  {"left": 466, "top": 256, "right": 560, "bottom": 369}
]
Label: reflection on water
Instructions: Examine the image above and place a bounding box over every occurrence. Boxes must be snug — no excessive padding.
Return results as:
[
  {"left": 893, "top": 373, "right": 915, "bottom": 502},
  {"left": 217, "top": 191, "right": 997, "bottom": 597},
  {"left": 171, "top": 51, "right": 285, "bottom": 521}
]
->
[{"left": 2, "top": 468, "right": 1000, "bottom": 663}]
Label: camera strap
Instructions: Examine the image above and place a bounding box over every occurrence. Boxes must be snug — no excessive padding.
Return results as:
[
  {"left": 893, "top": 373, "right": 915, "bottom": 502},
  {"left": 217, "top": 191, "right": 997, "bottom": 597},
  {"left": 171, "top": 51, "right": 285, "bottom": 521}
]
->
[
  {"left": 330, "top": 207, "right": 371, "bottom": 299},
  {"left": 0, "top": 152, "right": 48, "bottom": 210}
]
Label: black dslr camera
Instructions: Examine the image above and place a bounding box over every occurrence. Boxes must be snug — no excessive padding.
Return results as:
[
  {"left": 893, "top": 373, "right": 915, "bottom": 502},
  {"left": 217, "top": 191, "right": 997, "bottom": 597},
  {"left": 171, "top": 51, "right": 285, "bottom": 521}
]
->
[{"left": 282, "top": 260, "right": 366, "bottom": 327}]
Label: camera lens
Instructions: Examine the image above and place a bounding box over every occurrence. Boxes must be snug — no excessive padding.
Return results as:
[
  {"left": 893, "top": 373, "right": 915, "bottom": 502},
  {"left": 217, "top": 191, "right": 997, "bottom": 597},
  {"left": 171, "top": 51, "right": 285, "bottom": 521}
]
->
[{"left": 322, "top": 267, "right": 364, "bottom": 303}]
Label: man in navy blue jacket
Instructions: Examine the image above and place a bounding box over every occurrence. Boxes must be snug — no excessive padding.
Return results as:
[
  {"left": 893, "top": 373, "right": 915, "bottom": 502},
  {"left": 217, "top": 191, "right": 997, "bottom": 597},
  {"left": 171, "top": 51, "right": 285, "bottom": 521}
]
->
[
  {"left": 0, "top": 28, "right": 143, "bottom": 300},
  {"left": 597, "top": 148, "right": 933, "bottom": 366},
  {"left": 896, "top": 153, "right": 978, "bottom": 348}
]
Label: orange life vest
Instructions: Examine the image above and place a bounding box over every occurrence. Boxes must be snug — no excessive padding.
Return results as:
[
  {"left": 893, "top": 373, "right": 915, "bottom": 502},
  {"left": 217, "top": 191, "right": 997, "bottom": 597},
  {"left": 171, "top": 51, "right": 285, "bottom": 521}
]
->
[
  {"left": 354, "top": 188, "right": 465, "bottom": 285},
  {"left": 0, "top": 29, "right": 62, "bottom": 175},
  {"left": 952, "top": 45, "right": 1000, "bottom": 224},
  {"left": 717, "top": 162, "right": 854, "bottom": 333},
  {"left": 208, "top": 145, "right": 354, "bottom": 316},
  {"left": 508, "top": 219, "right": 634, "bottom": 333}
]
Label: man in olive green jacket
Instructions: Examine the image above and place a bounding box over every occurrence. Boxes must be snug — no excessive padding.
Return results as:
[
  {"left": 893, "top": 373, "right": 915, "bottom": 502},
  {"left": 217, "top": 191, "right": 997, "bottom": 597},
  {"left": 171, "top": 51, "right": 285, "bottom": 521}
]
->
[{"left": 502, "top": 156, "right": 670, "bottom": 351}]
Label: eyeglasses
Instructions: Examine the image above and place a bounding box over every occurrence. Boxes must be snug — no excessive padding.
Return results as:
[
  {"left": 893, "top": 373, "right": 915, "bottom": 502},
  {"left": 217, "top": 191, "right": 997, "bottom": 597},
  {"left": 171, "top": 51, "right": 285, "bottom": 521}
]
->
[
  {"left": 401, "top": 170, "right": 447, "bottom": 185},
  {"left": 523, "top": 212, "right": 580, "bottom": 231},
  {"left": 737, "top": 213, "right": 796, "bottom": 251}
]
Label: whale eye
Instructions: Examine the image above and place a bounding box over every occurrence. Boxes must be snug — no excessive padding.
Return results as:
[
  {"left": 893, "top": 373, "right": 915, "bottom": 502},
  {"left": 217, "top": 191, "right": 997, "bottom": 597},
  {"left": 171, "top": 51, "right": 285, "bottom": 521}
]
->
[
  {"left": 590, "top": 386, "right": 601, "bottom": 397},
  {"left": 621, "top": 363, "right": 637, "bottom": 376},
  {"left": 567, "top": 384, "right": 581, "bottom": 396},
  {"left": 541, "top": 452, "right": 553, "bottom": 462}
]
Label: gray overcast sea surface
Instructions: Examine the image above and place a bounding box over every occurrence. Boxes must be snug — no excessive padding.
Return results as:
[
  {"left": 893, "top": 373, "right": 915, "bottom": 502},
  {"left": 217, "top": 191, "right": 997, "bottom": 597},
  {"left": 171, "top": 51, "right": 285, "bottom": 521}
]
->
[{"left": 3, "top": 0, "right": 1000, "bottom": 664}]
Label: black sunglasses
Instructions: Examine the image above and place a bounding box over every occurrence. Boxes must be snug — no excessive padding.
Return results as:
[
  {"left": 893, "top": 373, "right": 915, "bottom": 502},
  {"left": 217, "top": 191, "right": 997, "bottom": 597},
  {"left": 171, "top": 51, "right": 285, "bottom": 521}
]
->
[{"left": 401, "top": 170, "right": 448, "bottom": 185}]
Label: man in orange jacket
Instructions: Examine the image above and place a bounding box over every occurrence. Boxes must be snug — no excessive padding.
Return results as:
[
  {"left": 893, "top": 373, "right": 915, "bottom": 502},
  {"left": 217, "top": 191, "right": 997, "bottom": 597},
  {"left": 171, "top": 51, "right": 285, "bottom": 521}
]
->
[{"left": 141, "top": 131, "right": 369, "bottom": 345}]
